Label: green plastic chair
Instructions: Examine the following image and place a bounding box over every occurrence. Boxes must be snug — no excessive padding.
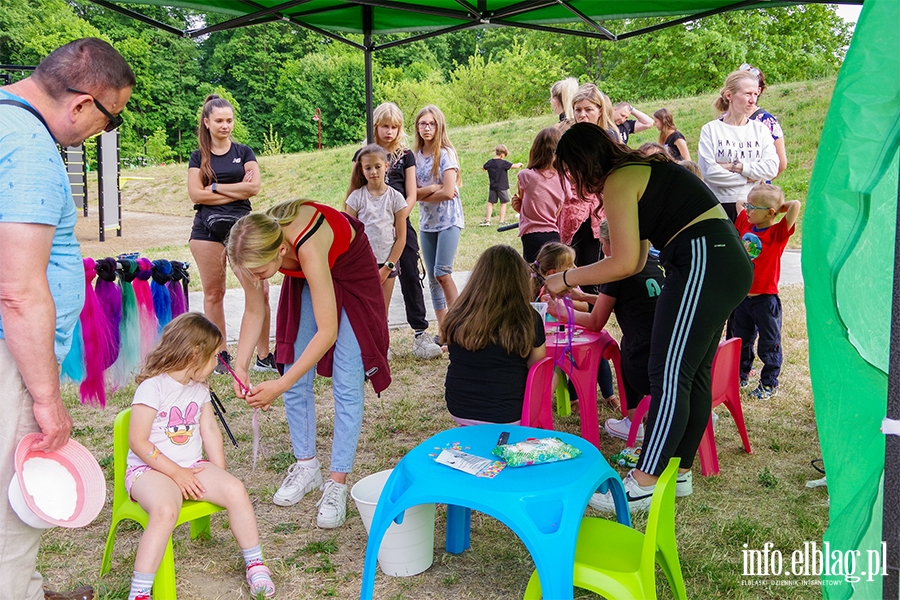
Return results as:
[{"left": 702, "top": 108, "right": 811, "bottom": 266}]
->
[
  {"left": 100, "top": 408, "right": 224, "bottom": 599},
  {"left": 523, "top": 458, "right": 687, "bottom": 600}
]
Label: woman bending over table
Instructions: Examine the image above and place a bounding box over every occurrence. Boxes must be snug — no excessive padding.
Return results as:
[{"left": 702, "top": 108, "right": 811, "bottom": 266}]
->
[{"left": 545, "top": 123, "right": 752, "bottom": 511}]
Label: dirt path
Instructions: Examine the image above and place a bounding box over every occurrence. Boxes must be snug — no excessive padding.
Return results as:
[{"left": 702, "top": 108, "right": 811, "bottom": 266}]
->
[{"left": 75, "top": 209, "right": 193, "bottom": 258}]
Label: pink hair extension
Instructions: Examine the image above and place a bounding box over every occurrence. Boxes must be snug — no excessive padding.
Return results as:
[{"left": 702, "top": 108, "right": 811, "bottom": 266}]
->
[
  {"left": 111, "top": 259, "right": 141, "bottom": 388},
  {"left": 79, "top": 257, "right": 116, "bottom": 407},
  {"left": 150, "top": 260, "right": 173, "bottom": 329},
  {"left": 93, "top": 257, "right": 122, "bottom": 369},
  {"left": 134, "top": 258, "right": 160, "bottom": 360},
  {"left": 168, "top": 261, "right": 189, "bottom": 317}
]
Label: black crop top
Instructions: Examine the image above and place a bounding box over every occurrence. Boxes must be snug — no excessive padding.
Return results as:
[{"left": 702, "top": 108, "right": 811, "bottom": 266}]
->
[{"left": 636, "top": 161, "right": 719, "bottom": 249}]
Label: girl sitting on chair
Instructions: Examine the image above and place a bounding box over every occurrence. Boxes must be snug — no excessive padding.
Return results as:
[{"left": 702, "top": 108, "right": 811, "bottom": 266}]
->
[
  {"left": 442, "top": 245, "right": 546, "bottom": 425},
  {"left": 125, "top": 313, "right": 274, "bottom": 600}
]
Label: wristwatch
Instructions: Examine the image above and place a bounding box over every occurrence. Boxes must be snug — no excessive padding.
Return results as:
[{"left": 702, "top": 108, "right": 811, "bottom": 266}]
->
[
  {"left": 385, "top": 261, "right": 396, "bottom": 271},
  {"left": 211, "top": 182, "right": 218, "bottom": 193}
]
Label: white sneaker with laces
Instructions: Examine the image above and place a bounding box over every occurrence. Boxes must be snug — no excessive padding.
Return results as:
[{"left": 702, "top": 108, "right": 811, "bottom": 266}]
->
[
  {"left": 273, "top": 461, "right": 323, "bottom": 507},
  {"left": 676, "top": 470, "right": 693, "bottom": 497},
  {"left": 589, "top": 470, "right": 655, "bottom": 512},
  {"left": 316, "top": 479, "right": 348, "bottom": 528},
  {"left": 413, "top": 332, "right": 442, "bottom": 359},
  {"left": 605, "top": 417, "right": 643, "bottom": 445}
]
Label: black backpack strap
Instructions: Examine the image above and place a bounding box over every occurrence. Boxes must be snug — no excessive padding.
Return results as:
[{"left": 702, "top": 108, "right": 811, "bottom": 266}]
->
[{"left": 0, "top": 98, "right": 53, "bottom": 137}]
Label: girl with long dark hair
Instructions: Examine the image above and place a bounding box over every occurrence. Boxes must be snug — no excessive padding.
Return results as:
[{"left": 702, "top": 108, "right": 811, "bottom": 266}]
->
[{"left": 545, "top": 123, "right": 752, "bottom": 511}]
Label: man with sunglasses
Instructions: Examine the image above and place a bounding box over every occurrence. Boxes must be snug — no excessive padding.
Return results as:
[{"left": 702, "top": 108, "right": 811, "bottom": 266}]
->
[{"left": 0, "top": 38, "right": 134, "bottom": 600}]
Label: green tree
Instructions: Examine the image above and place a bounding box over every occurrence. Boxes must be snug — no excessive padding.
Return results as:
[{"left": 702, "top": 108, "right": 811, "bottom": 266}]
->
[
  {"left": 444, "top": 42, "right": 564, "bottom": 124},
  {"left": 0, "top": 0, "right": 100, "bottom": 67},
  {"left": 273, "top": 52, "right": 367, "bottom": 152},
  {"left": 70, "top": 1, "right": 203, "bottom": 162}
]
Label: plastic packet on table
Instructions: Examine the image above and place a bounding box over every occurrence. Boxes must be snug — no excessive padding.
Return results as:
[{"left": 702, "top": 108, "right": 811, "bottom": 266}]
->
[{"left": 491, "top": 437, "right": 581, "bottom": 467}]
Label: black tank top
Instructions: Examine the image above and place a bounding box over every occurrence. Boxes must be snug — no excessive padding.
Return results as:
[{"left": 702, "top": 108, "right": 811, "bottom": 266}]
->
[{"left": 636, "top": 161, "right": 719, "bottom": 249}]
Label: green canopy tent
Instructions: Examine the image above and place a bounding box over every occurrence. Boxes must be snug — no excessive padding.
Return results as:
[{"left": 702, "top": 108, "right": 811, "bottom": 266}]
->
[
  {"left": 89, "top": 0, "right": 824, "bottom": 140},
  {"left": 88, "top": 1, "right": 898, "bottom": 598}
]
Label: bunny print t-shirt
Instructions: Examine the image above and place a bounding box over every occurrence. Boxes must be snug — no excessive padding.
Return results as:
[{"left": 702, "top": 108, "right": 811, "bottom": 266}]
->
[{"left": 127, "top": 374, "right": 209, "bottom": 469}]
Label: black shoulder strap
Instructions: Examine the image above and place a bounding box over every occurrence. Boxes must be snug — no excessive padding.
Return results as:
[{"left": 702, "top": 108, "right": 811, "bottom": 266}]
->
[
  {"left": 294, "top": 213, "right": 326, "bottom": 254},
  {"left": 749, "top": 107, "right": 765, "bottom": 121},
  {"left": 0, "top": 98, "right": 53, "bottom": 136}
]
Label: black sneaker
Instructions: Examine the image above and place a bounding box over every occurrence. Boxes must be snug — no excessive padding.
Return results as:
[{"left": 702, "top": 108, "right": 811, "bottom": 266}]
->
[
  {"left": 214, "top": 350, "right": 233, "bottom": 375},
  {"left": 253, "top": 352, "right": 278, "bottom": 373}
]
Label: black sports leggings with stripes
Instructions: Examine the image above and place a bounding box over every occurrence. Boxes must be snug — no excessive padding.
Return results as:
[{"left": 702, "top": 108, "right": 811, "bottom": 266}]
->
[{"left": 636, "top": 218, "right": 752, "bottom": 477}]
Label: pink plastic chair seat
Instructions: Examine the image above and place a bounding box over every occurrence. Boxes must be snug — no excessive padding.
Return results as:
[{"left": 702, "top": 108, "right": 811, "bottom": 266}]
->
[{"left": 626, "top": 338, "right": 752, "bottom": 475}]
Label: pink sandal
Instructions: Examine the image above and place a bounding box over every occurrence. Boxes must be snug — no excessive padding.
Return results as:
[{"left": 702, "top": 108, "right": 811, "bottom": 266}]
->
[{"left": 247, "top": 564, "right": 276, "bottom": 598}]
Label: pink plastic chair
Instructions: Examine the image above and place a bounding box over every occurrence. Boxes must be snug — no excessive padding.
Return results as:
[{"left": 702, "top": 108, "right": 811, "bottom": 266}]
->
[
  {"left": 626, "top": 338, "right": 752, "bottom": 475},
  {"left": 521, "top": 357, "right": 555, "bottom": 431},
  {"left": 599, "top": 336, "right": 630, "bottom": 419},
  {"left": 696, "top": 337, "right": 752, "bottom": 475}
]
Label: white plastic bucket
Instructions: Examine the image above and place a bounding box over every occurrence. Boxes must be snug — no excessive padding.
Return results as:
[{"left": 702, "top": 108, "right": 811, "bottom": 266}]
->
[{"left": 351, "top": 469, "right": 435, "bottom": 577}]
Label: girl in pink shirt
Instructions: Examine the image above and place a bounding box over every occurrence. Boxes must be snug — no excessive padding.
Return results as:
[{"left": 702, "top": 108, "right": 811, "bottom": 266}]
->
[{"left": 512, "top": 127, "right": 569, "bottom": 262}]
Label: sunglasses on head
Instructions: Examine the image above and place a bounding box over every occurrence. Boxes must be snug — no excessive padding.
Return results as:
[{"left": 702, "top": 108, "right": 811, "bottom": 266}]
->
[
  {"left": 739, "top": 63, "right": 761, "bottom": 78},
  {"left": 66, "top": 87, "right": 123, "bottom": 132}
]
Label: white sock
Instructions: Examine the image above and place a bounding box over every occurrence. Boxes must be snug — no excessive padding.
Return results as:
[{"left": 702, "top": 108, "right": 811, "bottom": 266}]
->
[
  {"left": 297, "top": 457, "right": 318, "bottom": 468},
  {"left": 129, "top": 571, "right": 154, "bottom": 600},
  {"left": 242, "top": 543, "right": 264, "bottom": 568}
]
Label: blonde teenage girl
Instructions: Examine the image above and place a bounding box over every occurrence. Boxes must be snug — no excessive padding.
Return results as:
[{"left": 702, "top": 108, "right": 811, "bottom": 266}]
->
[
  {"left": 345, "top": 144, "right": 407, "bottom": 318},
  {"left": 442, "top": 245, "right": 546, "bottom": 425},
  {"left": 126, "top": 313, "right": 274, "bottom": 600},
  {"left": 414, "top": 105, "right": 464, "bottom": 326},
  {"left": 550, "top": 77, "right": 578, "bottom": 127},
  {"left": 354, "top": 103, "right": 442, "bottom": 359},
  {"left": 187, "top": 94, "right": 274, "bottom": 374},
  {"left": 227, "top": 200, "right": 390, "bottom": 529},
  {"left": 511, "top": 127, "right": 565, "bottom": 263}
]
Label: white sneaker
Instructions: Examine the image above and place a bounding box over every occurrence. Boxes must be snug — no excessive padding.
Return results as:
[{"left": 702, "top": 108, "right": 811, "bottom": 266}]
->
[
  {"left": 316, "top": 479, "right": 348, "bottom": 528},
  {"left": 413, "top": 332, "right": 442, "bottom": 359},
  {"left": 676, "top": 470, "right": 693, "bottom": 497},
  {"left": 273, "top": 461, "right": 323, "bottom": 507},
  {"left": 589, "top": 470, "right": 655, "bottom": 512},
  {"left": 605, "top": 417, "right": 643, "bottom": 445}
]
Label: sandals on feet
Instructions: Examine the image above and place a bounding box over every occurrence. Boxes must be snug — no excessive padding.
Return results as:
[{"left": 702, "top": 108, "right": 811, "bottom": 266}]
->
[{"left": 247, "top": 564, "right": 276, "bottom": 598}]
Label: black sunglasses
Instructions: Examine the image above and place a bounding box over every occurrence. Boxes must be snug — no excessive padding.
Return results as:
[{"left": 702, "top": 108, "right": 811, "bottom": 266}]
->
[{"left": 66, "top": 87, "right": 124, "bottom": 132}]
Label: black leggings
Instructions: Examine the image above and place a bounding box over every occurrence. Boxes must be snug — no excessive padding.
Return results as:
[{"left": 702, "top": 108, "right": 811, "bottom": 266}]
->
[
  {"left": 396, "top": 217, "right": 429, "bottom": 332},
  {"left": 637, "top": 219, "right": 752, "bottom": 476}
]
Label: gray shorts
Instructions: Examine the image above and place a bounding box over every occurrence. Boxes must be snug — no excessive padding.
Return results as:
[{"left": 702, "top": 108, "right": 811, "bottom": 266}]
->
[{"left": 488, "top": 189, "right": 510, "bottom": 204}]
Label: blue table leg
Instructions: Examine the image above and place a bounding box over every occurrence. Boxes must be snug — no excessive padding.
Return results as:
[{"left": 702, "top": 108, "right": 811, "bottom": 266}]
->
[{"left": 445, "top": 505, "right": 471, "bottom": 553}]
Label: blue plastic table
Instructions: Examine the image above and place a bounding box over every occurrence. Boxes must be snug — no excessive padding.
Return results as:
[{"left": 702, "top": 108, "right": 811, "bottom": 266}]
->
[{"left": 359, "top": 424, "right": 630, "bottom": 599}]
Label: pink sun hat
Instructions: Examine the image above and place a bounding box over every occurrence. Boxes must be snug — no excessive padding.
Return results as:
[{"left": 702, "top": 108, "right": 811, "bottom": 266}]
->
[{"left": 7, "top": 433, "right": 106, "bottom": 529}]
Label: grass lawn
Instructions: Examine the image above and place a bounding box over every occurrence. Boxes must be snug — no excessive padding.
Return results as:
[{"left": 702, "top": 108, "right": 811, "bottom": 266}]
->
[
  {"left": 44, "top": 79, "right": 832, "bottom": 598},
  {"left": 40, "top": 287, "right": 823, "bottom": 599}
]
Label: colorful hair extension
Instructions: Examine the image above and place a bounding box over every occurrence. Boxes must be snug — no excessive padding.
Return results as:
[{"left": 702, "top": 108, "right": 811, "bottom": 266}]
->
[
  {"left": 61, "top": 320, "right": 85, "bottom": 384},
  {"left": 94, "top": 257, "right": 122, "bottom": 369},
  {"left": 79, "top": 258, "right": 117, "bottom": 407},
  {"left": 111, "top": 259, "right": 141, "bottom": 388},
  {"left": 151, "top": 259, "right": 174, "bottom": 330},
  {"left": 169, "top": 261, "right": 189, "bottom": 316},
  {"left": 134, "top": 258, "right": 160, "bottom": 360}
]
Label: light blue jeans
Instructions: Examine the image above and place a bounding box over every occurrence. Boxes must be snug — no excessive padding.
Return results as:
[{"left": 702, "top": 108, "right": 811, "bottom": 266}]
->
[
  {"left": 284, "top": 284, "right": 365, "bottom": 474},
  {"left": 419, "top": 226, "right": 461, "bottom": 311}
]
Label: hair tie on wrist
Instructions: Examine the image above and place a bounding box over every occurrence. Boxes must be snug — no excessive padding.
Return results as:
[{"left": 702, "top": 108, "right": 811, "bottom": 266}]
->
[{"left": 563, "top": 269, "right": 572, "bottom": 288}]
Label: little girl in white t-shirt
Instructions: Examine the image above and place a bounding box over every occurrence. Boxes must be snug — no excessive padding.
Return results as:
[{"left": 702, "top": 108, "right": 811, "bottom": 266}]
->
[
  {"left": 345, "top": 144, "right": 408, "bottom": 315},
  {"left": 125, "top": 313, "right": 274, "bottom": 599}
]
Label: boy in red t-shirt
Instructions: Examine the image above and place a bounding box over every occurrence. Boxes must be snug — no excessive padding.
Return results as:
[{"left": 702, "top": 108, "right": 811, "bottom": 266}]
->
[{"left": 734, "top": 183, "right": 801, "bottom": 399}]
